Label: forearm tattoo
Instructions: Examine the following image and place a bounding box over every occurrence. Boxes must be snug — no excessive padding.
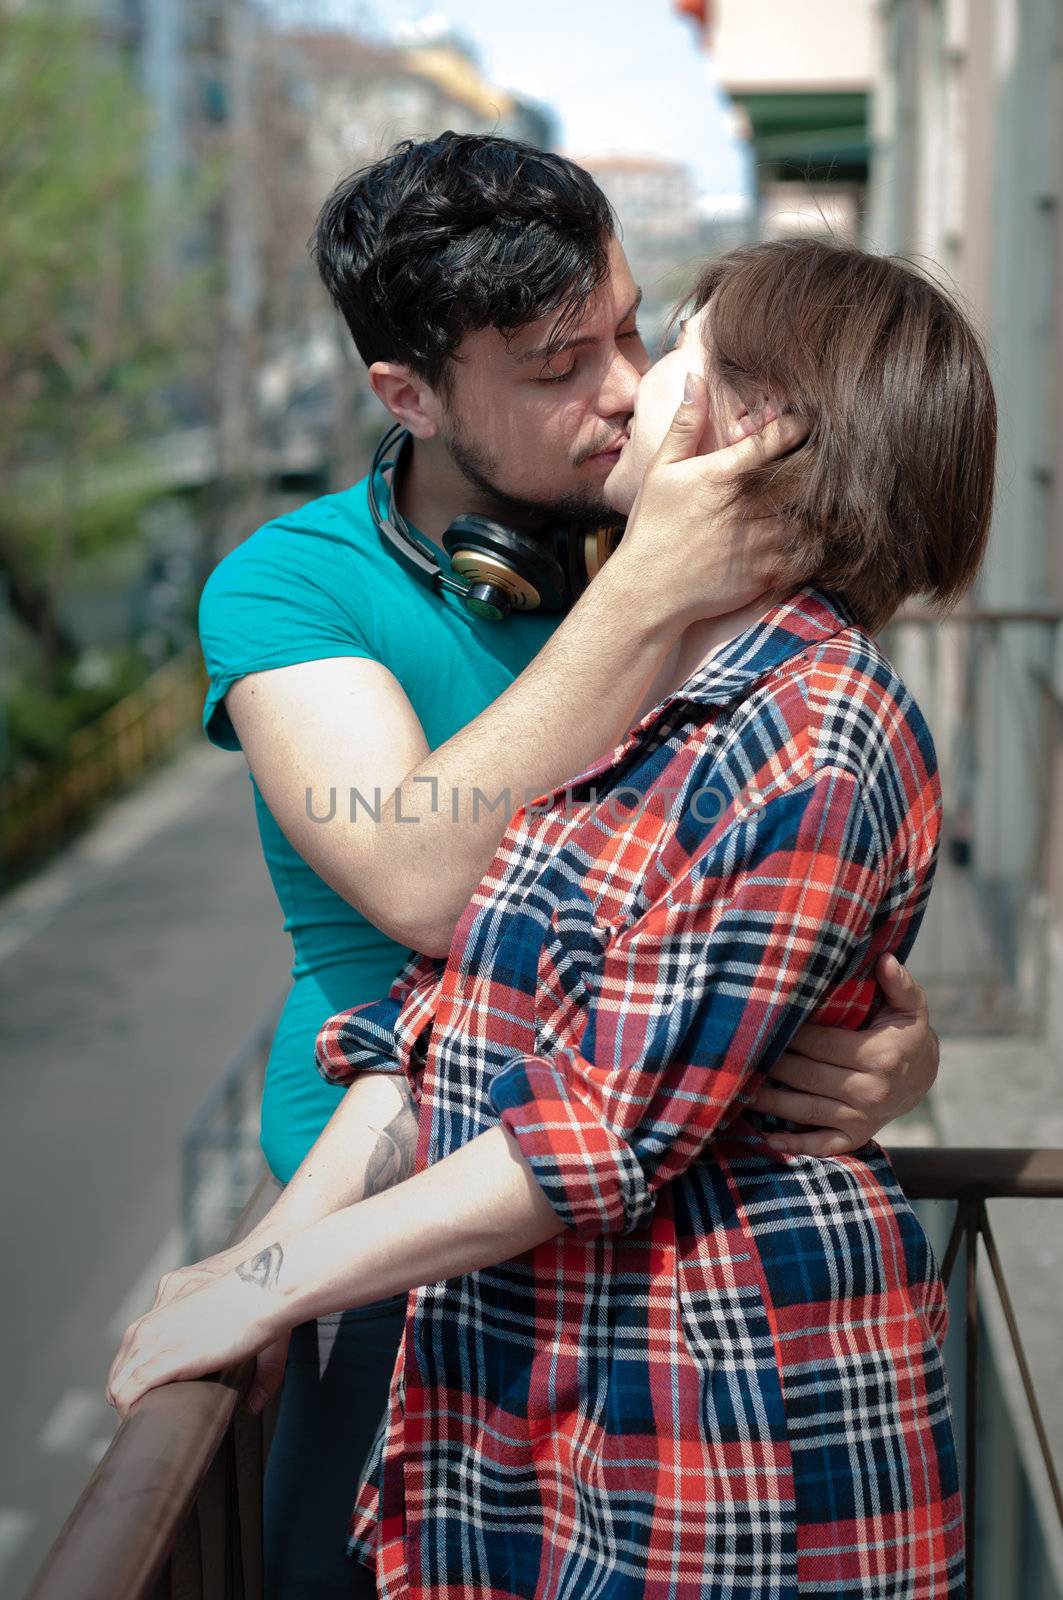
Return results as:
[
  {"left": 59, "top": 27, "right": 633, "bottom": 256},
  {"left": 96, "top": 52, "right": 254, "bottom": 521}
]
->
[
  {"left": 236, "top": 1242, "right": 284, "bottom": 1290},
  {"left": 363, "top": 1083, "right": 419, "bottom": 1199}
]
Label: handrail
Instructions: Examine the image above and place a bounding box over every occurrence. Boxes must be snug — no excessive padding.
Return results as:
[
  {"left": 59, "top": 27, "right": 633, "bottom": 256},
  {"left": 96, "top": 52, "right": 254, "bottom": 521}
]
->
[
  {"left": 893, "top": 605, "right": 1063, "bottom": 626},
  {"left": 24, "top": 1364, "right": 253, "bottom": 1600},
  {"left": 25, "top": 1170, "right": 278, "bottom": 1600},
  {"left": 25, "top": 1147, "right": 1063, "bottom": 1600},
  {"left": 892, "top": 1146, "right": 1063, "bottom": 1600},
  {"left": 889, "top": 1145, "right": 1063, "bottom": 1199}
]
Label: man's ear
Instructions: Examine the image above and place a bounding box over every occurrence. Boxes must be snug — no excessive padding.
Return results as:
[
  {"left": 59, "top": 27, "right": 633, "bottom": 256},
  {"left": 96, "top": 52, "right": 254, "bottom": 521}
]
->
[{"left": 368, "top": 362, "right": 443, "bottom": 440}]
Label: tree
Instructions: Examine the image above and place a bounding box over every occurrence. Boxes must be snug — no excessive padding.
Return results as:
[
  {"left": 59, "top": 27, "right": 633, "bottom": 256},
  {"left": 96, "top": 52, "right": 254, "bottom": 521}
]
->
[{"left": 0, "top": 2, "right": 219, "bottom": 688}]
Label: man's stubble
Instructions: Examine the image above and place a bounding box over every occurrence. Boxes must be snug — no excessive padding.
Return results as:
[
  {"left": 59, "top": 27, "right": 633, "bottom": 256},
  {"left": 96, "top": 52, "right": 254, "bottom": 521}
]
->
[{"left": 440, "top": 411, "right": 625, "bottom": 536}]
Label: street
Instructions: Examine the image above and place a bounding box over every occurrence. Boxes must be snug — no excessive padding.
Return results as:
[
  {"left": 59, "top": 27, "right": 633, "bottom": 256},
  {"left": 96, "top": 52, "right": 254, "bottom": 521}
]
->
[{"left": 0, "top": 741, "right": 289, "bottom": 1597}]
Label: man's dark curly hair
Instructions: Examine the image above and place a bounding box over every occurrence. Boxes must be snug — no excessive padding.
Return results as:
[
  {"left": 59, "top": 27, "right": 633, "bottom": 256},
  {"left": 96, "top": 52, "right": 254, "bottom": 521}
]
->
[{"left": 310, "top": 132, "right": 616, "bottom": 392}]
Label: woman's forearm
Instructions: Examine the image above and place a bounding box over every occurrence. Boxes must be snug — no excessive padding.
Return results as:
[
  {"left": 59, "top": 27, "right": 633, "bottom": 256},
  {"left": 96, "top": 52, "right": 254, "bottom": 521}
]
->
[
  {"left": 255, "top": 1124, "right": 565, "bottom": 1330},
  {"left": 252, "top": 1071, "right": 420, "bottom": 1240}
]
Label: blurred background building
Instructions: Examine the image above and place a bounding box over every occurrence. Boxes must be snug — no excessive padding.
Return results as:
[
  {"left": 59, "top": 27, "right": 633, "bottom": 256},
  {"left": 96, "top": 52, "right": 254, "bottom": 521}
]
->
[
  {"left": 870, "top": 0, "right": 1063, "bottom": 1053},
  {"left": 702, "top": 0, "right": 873, "bottom": 241}
]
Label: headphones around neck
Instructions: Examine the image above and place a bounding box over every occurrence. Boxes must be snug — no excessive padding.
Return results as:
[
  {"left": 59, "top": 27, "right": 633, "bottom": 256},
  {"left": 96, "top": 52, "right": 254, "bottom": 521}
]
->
[{"left": 367, "top": 423, "right": 624, "bottom": 620}]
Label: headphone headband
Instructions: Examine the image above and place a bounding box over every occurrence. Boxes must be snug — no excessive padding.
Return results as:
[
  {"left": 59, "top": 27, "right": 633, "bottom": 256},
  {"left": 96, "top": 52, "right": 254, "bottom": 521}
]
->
[{"left": 367, "top": 426, "right": 467, "bottom": 597}]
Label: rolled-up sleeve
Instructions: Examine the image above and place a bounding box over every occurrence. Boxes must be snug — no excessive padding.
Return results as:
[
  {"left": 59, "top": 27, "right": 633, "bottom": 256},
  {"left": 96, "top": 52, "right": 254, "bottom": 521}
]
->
[
  {"left": 488, "top": 766, "right": 887, "bottom": 1240},
  {"left": 316, "top": 951, "right": 445, "bottom": 1091}
]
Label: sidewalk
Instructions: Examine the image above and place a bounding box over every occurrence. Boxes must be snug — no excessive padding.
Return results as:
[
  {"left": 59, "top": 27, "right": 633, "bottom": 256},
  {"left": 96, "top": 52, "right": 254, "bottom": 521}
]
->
[{"left": 0, "top": 740, "right": 289, "bottom": 1598}]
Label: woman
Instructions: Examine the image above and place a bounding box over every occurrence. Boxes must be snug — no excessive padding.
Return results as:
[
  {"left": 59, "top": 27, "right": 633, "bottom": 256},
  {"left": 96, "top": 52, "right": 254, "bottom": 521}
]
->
[{"left": 109, "top": 240, "right": 995, "bottom": 1597}]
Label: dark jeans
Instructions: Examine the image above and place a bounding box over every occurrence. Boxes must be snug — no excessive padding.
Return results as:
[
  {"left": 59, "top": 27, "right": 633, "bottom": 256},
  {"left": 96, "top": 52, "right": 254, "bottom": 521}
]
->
[{"left": 263, "top": 1293, "right": 408, "bottom": 1599}]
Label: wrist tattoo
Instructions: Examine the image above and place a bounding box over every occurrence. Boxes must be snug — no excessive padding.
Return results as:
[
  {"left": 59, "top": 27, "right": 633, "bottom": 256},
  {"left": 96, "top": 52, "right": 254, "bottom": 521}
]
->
[
  {"left": 363, "top": 1085, "right": 419, "bottom": 1199},
  {"left": 236, "top": 1242, "right": 284, "bottom": 1290}
]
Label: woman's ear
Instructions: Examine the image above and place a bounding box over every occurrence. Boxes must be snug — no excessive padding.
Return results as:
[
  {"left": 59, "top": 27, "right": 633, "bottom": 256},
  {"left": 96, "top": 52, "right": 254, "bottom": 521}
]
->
[
  {"left": 727, "top": 408, "right": 755, "bottom": 444},
  {"left": 726, "top": 393, "right": 779, "bottom": 444}
]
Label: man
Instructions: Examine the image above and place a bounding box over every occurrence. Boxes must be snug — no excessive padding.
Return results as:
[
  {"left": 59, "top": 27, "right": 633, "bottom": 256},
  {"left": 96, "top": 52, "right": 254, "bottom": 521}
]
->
[{"left": 195, "top": 133, "right": 939, "bottom": 1598}]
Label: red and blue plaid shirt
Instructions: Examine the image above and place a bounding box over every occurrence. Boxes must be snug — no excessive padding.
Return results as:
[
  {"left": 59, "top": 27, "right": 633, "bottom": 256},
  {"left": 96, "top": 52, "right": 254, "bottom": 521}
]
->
[{"left": 317, "top": 586, "right": 962, "bottom": 1599}]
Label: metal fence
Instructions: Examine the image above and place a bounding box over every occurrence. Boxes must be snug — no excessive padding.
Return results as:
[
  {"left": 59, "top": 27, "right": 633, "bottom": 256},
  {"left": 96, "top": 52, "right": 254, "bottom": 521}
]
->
[
  {"left": 181, "top": 995, "right": 285, "bottom": 1263},
  {"left": 24, "top": 1146, "right": 1063, "bottom": 1600},
  {"left": 885, "top": 606, "right": 1063, "bottom": 1037},
  {"left": 1, "top": 652, "right": 208, "bottom": 882}
]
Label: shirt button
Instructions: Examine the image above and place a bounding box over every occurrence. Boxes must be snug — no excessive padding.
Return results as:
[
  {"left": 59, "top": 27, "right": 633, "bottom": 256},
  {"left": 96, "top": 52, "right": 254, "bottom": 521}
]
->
[{"left": 745, "top": 788, "right": 765, "bottom": 809}]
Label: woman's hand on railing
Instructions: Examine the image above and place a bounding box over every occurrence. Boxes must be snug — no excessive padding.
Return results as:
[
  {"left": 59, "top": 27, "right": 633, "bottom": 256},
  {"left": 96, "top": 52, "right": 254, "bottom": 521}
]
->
[
  {"left": 151, "top": 1222, "right": 284, "bottom": 1312},
  {"left": 107, "top": 1251, "right": 291, "bottom": 1421},
  {"left": 152, "top": 1250, "right": 247, "bottom": 1311},
  {"left": 102, "top": 1231, "right": 295, "bottom": 1422},
  {"left": 152, "top": 1253, "right": 293, "bottom": 1415}
]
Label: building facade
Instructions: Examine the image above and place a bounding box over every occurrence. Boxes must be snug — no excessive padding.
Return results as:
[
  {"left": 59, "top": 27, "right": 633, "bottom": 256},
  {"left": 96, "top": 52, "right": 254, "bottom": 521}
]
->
[
  {"left": 679, "top": 0, "right": 873, "bottom": 240},
  {"left": 868, "top": 0, "right": 1063, "bottom": 1047},
  {"left": 564, "top": 154, "right": 704, "bottom": 341}
]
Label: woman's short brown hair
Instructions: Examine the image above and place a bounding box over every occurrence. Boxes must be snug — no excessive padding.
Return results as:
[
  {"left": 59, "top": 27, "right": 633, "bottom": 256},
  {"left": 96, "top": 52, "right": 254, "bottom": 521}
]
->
[{"left": 690, "top": 239, "right": 997, "bottom": 632}]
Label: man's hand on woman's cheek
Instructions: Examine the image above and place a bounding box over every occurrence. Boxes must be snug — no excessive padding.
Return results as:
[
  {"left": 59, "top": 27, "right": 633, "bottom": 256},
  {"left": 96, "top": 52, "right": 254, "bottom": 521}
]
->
[{"left": 751, "top": 954, "right": 939, "bottom": 1157}]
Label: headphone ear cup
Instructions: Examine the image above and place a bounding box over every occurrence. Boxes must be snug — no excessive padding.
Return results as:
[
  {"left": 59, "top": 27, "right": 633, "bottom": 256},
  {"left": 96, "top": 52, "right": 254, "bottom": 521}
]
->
[
  {"left": 443, "top": 516, "right": 571, "bottom": 613},
  {"left": 554, "top": 524, "right": 626, "bottom": 603}
]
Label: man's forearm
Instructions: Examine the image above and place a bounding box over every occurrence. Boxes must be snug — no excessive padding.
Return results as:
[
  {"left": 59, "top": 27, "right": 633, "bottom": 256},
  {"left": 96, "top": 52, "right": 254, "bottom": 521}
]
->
[
  {"left": 371, "top": 557, "right": 682, "bottom": 953},
  {"left": 256, "top": 1124, "right": 565, "bottom": 1330}
]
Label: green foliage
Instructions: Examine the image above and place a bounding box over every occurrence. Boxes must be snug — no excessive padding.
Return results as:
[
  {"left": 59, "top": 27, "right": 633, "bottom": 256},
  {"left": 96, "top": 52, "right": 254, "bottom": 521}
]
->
[
  {"left": 0, "top": 0, "right": 227, "bottom": 729},
  {"left": 4, "top": 647, "right": 151, "bottom": 778},
  {"left": 3, "top": 478, "right": 161, "bottom": 591}
]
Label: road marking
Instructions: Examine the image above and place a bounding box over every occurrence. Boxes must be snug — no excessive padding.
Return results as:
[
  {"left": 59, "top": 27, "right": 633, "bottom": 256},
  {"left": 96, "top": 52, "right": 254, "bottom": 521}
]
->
[
  {"left": 0, "top": 1510, "right": 33, "bottom": 1588},
  {"left": 39, "top": 1390, "right": 110, "bottom": 1455},
  {"left": 108, "top": 1225, "right": 185, "bottom": 1339}
]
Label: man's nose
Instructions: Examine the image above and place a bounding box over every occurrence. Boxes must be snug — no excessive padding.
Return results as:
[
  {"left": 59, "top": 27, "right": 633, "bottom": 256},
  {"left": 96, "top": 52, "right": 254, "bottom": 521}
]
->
[{"left": 599, "top": 348, "right": 643, "bottom": 418}]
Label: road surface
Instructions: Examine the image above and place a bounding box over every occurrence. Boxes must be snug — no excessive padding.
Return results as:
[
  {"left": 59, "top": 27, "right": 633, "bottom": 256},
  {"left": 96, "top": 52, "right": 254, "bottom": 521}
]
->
[{"left": 0, "top": 740, "right": 289, "bottom": 1597}]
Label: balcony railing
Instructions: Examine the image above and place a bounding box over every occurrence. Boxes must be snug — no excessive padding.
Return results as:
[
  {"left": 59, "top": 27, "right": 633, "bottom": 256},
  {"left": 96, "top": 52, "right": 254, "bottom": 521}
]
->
[
  {"left": 884, "top": 605, "right": 1063, "bottom": 1036},
  {"left": 0, "top": 652, "right": 209, "bottom": 885},
  {"left": 24, "top": 1146, "right": 1063, "bottom": 1600}
]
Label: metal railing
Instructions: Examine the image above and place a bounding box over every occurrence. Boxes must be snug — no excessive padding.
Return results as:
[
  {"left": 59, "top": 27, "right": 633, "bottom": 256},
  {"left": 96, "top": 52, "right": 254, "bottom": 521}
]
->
[
  {"left": 182, "top": 994, "right": 284, "bottom": 1262},
  {"left": 25, "top": 1170, "right": 279, "bottom": 1600},
  {"left": 1, "top": 651, "right": 208, "bottom": 882},
  {"left": 894, "top": 1148, "right": 1063, "bottom": 1600},
  {"left": 24, "top": 1146, "right": 1063, "bottom": 1600}
]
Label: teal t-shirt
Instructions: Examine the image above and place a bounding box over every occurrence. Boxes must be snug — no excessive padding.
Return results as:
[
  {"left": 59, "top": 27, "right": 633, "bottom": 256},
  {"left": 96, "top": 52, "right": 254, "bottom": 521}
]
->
[{"left": 198, "top": 467, "right": 559, "bottom": 1182}]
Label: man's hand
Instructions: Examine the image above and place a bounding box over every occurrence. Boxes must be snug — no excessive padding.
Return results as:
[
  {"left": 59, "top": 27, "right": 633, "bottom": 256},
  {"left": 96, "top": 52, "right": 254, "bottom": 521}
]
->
[
  {"left": 750, "top": 954, "right": 939, "bottom": 1156},
  {"left": 612, "top": 372, "right": 807, "bottom": 632}
]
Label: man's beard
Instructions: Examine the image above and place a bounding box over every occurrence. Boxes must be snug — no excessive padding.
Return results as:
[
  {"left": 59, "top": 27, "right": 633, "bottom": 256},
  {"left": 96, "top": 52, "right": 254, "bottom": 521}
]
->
[{"left": 441, "top": 416, "right": 625, "bottom": 535}]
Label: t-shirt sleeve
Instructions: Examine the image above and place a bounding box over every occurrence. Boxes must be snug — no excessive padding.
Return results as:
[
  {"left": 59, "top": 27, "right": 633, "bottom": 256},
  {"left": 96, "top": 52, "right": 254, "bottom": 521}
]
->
[{"left": 197, "top": 520, "right": 379, "bottom": 750}]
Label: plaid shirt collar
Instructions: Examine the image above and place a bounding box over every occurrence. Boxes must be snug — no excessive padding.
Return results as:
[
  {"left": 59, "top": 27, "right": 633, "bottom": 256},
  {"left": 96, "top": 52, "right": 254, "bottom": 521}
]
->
[
  {"left": 525, "top": 586, "right": 861, "bottom": 810},
  {"left": 656, "top": 584, "right": 859, "bottom": 713}
]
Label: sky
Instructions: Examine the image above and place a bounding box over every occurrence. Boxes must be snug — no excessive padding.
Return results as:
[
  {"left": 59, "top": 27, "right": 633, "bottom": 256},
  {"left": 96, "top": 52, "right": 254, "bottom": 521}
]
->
[{"left": 276, "top": 0, "right": 751, "bottom": 206}]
